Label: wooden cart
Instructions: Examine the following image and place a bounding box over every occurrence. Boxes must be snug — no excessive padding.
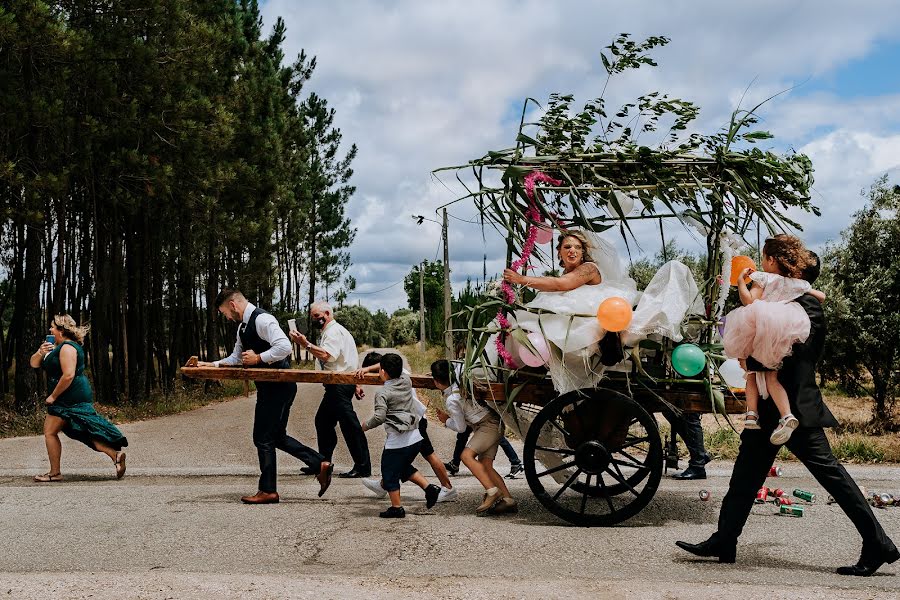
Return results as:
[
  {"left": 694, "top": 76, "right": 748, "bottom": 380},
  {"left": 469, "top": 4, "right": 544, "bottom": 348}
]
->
[{"left": 182, "top": 362, "right": 745, "bottom": 527}]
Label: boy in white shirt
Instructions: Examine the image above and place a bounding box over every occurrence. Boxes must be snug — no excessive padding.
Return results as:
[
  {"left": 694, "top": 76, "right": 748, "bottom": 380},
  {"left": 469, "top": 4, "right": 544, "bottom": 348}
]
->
[
  {"left": 432, "top": 359, "right": 517, "bottom": 515},
  {"left": 361, "top": 353, "right": 441, "bottom": 518}
]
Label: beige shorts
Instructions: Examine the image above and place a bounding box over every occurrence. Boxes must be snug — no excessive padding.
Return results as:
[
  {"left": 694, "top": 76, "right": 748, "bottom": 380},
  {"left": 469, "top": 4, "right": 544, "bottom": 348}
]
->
[{"left": 466, "top": 412, "right": 503, "bottom": 459}]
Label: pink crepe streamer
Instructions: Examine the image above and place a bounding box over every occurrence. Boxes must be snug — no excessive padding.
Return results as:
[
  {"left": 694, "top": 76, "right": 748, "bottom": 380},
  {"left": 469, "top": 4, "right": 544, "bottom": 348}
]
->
[{"left": 495, "top": 171, "right": 563, "bottom": 367}]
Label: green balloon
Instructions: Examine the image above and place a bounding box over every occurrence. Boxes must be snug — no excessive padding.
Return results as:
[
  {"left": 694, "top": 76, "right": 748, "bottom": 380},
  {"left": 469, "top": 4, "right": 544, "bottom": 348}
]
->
[{"left": 671, "top": 343, "right": 706, "bottom": 377}]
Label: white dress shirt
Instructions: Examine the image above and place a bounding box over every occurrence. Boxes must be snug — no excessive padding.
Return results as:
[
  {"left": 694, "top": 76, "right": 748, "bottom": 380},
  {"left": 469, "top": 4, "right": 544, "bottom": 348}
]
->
[
  {"left": 443, "top": 383, "right": 489, "bottom": 433},
  {"left": 215, "top": 303, "right": 292, "bottom": 367},
  {"left": 315, "top": 319, "right": 359, "bottom": 372}
]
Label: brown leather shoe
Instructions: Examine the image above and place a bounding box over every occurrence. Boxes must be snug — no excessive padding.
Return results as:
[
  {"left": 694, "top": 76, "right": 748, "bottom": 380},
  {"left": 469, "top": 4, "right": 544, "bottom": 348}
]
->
[
  {"left": 240, "top": 490, "right": 279, "bottom": 504},
  {"left": 317, "top": 461, "right": 334, "bottom": 497}
]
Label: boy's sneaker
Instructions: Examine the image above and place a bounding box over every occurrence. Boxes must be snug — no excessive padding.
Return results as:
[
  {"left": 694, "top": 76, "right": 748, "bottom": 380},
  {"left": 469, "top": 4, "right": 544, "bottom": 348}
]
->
[
  {"left": 362, "top": 478, "right": 388, "bottom": 499},
  {"left": 424, "top": 484, "right": 441, "bottom": 509},
  {"left": 444, "top": 461, "right": 460, "bottom": 476},
  {"left": 437, "top": 486, "right": 458, "bottom": 503},
  {"left": 488, "top": 497, "right": 519, "bottom": 515},
  {"left": 475, "top": 488, "right": 503, "bottom": 514},
  {"left": 379, "top": 506, "right": 405, "bottom": 518},
  {"left": 770, "top": 414, "right": 799, "bottom": 445},
  {"left": 506, "top": 464, "right": 524, "bottom": 479}
]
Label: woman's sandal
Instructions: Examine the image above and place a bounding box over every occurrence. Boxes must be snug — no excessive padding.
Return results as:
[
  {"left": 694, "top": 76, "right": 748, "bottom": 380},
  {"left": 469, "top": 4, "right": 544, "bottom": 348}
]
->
[
  {"left": 114, "top": 451, "right": 127, "bottom": 480},
  {"left": 33, "top": 472, "right": 63, "bottom": 482},
  {"left": 743, "top": 410, "right": 761, "bottom": 430}
]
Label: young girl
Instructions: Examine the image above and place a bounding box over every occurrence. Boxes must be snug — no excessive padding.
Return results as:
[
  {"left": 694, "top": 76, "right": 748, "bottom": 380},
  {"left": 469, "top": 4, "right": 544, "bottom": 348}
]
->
[{"left": 723, "top": 235, "right": 825, "bottom": 445}]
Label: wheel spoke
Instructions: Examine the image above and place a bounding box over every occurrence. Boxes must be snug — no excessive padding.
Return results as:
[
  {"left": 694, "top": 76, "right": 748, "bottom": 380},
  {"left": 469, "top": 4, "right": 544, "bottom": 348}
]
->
[
  {"left": 597, "top": 474, "right": 616, "bottom": 512},
  {"left": 605, "top": 463, "right": 640, "bottom": 497},
  {"left": 579, "top": 474, "right": 591, "bottom": 514},
  {"left": 552, "top": 467, "right": 583, "bottom": 501},
  {"left": 534, "top": 445, "right": 575, "bottom": 456},
  {"left": 547, "top": 418, "right": 570, "bottom": 439},
  {"left": 536, "top": 460, "right": 577, "bottom": 478},
  {"left": 611, "top": 458, "right": 649, "bottom": 472},
  {"left": 615, "top": 449, "right": 648, "bottom": 469},
  {"left": 619, "top": 435, "right": 650, "bottom": 450}
]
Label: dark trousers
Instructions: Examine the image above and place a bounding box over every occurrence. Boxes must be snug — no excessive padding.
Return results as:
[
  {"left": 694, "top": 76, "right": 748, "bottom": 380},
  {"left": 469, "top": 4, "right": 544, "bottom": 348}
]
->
[
  {"left": 451, "top": 427, "right": 521, "bottom": 465},
  {"left": 254, "top": 381, "right": 324, "bottom": 493},
  {"left": 381, "top": 441, "right": 421, "bottom": 492},
  {"left": 667, "top": 412, "right": 711, "bottom": 467},
  {"left": 716, "top": 425, "right": 896, "bottom": 555},
  {"left": 315, "top": 384, "right": 371, "bottom": 472}
]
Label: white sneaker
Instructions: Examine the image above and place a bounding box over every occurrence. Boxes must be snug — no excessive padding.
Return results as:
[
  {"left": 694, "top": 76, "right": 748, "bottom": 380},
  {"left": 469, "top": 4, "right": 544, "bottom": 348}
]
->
[
  {"left": 362, "top": 478, "right": 387, "bottom": 498},
  {"left": 769, "top": 414, "right": 799, "bottom": 445},
  {"left": 437, "top": 486, "right": 458, "bottom": 502}
]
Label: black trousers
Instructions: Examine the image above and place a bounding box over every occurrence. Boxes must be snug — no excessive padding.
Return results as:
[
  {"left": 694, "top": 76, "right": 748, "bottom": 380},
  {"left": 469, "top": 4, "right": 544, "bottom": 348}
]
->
[
  {"left": 254, "top": 381, "right": 324, "bottom": 493},
  {"left": 716, "top": 425, "right": 896, "bottom": 555},
  {"left": 665, "top": 412, "right": 711, "bottom": 467},
  {"left": 315, "top": 384, "right": 371, "bottom": 472}
]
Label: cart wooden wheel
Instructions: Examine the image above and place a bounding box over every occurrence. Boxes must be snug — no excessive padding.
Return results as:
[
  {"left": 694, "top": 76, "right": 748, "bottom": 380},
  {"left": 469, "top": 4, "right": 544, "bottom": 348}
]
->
[{"left": 523, "top": 388, "right": 663, "bottom": 526}]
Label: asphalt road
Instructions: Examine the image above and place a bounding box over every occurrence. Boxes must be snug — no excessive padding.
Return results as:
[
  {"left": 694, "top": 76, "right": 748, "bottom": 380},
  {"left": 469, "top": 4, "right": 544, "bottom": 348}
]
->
[{"left": 1, "top": 382, "right": 899, "bottom": 599}]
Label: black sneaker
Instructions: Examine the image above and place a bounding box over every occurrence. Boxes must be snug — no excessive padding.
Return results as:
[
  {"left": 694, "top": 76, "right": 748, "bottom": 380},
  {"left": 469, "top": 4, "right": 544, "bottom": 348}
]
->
[
  {"left": 444, "top": 461, "right": 460, "bottom": 476},
  {"left": 424, "top": 484, "right": 441, "bottom": 509},
  {"left": 506, "top": 464, "right": 524, "bottom": 479},
  {"left": 379, "top": 506, "right": 406, "bottom": 518}
]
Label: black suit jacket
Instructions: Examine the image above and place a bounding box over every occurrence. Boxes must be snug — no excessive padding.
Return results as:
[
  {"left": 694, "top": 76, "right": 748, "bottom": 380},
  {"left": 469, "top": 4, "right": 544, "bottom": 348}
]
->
[{"left": 746, "top": 293, "right": 838, "bottom": 429}]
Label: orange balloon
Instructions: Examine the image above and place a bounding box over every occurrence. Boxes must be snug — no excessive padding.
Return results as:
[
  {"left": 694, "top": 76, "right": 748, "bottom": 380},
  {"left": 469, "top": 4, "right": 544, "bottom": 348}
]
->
[
  {"left": 596, "top": 297, "right": 633, "bottom": 332},
  {"left": 730, "top": 255, "right": 756, "bottom": 286}
]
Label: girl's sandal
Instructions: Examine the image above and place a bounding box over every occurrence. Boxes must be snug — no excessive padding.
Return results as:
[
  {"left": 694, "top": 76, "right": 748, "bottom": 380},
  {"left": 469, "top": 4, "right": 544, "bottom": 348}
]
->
[
  {"left": 33, "top": 472, "right": 63, "bottom": 482},
  {"left": 114, "top": 451, "right": 127, "bottom": 480},
  {"left": 744, "top": 411, "right": 761, "bottom": 430}
]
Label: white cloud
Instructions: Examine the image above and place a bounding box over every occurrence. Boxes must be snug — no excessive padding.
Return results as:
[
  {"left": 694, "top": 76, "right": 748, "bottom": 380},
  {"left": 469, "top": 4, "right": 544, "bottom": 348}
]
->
[{"left": 260, "top": 0, "right": 900, "bottom": 311}]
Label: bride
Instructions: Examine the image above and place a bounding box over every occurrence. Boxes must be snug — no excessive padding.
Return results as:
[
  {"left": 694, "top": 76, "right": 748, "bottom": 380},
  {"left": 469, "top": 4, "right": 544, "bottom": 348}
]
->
[{"left": 502, "top": 230, "right": 639, "bottom": 395}]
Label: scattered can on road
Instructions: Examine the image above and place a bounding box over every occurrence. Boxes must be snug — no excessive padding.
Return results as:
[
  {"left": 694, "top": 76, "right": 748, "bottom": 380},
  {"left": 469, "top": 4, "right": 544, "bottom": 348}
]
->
[
  {"left": 780, "top": 504, "right": 805, "bottom": 517},
  {"left": 756, "top": 487, "right": 770, "bottom": 504},
  {"left": 768, "top": 466, "right": 783, "bottom": 477},
  {"left": 769, "top": 488, "right": 786, "bottom": 498},
  {"left": 793, "top": 489, "right": 816, "bottom": 503},
  {"left": 777, "top": 497, "right": 793, "bottom": 506},
  {"left": 699, "top": 490, "right": 711, "bottom": 501}
]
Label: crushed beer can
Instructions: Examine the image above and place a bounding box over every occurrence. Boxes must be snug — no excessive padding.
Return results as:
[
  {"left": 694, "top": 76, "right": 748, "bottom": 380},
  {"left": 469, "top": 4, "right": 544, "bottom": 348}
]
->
[
  {"left": 874, "top": 493, "right": 894, "bottom": 508},
  {"left": 699, "top": 490, "right": 711, "bottom": 501},
  {"left": 779, "top": 504, "right": 804, "bottom": 517},
  {"left": 776, "top": 496, "right": 793, "bottom": 506},
  {"left": 768, "top": 466, "right": 783, "bottom": 477},
  {"left": 755, "top": 486, "right": 770, "bottom": 504},
  {"left": 769, "top": 488, "right": 786, "bottom": 498},
  {"left": 792, "top": 488, "right": 816, "bottom": 503}
]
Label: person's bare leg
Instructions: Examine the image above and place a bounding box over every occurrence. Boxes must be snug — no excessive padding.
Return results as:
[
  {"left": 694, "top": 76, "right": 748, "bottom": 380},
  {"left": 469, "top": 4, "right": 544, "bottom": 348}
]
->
[
  {"left": 744, "top": 370, "right": 759, "bottom": 415},
  {"left": 92, "top": 439, "right": 118, "bottom": 462},
  {"left": 481, "top": 457, "right": 512, "bottom": 498},
  {"left": 42, "top": 415, "right": 66, "bottom": 475},
  {"left": 461, "top": 448, "right": 495, "bottom": 489},
  {"left": 387, "top": 489, "right": 402, "bottom": 508},
  {"left": 425, "top": 453, "right": 452, "bottom": 488},
  {"left": 407, "top": 471, "right": 430, "bottom": 490},
  {"left": 765, "top": 371, "right": 792, "bottom": 418}
]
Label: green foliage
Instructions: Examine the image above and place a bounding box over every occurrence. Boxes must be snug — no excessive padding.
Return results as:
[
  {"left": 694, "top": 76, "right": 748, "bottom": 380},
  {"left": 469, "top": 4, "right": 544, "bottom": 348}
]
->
[
  {"left": 388, "top": 310, "right": 419, "bottom": 347},
  {"left": 403, "top": 260, "right": 446, "bottom": 343},
  {"left": 629, "top": 240, "right": 706, "bottom": 290},
  {"left": 0, "top": 1, "right": 356, "bottom": 409},
  {"left": 818, "top": 176, "right": 900, "bottom": 426},
  {"left": 831, "top": 435, "right": 886, "bottom": 463}
]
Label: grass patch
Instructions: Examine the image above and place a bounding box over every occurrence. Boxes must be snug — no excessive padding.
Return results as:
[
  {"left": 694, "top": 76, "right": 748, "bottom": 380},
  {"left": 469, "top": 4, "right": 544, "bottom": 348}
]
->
[
  {"left": 0, "top": 379, "right": 246, "bottom": 439},
  {"left": 831, "top": 434, "right": 887, "bottom": 463}
]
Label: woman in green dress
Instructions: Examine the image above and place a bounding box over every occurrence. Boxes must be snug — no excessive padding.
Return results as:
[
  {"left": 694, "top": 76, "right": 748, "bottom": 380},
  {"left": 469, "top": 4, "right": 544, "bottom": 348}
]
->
[{"left": 29, "top": 314, "right": 128, "bottom": 482}]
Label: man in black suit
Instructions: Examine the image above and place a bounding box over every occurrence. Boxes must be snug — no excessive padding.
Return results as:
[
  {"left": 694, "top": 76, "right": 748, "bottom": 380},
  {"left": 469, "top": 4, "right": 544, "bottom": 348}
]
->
[{"left": 676, "top": 255, "right": 898, "bottom": 576}]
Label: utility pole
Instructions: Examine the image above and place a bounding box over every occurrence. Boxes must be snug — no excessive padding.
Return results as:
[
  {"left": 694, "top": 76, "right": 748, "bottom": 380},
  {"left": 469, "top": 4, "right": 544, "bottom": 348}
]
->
[
  {"left": 442, "top": 209, "right": 452, "bottom": 359},
  {"left": 419, "top": 260, "right": 426, "bottom": 353}
]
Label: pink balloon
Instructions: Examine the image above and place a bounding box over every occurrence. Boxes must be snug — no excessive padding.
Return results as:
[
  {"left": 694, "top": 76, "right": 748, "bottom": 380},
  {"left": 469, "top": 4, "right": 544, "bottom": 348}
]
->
[
  {"left": 503, "top": 336, "right": 522, "bottom": 369},
  {"left": 534, "top": 225, "right": 554, "bottom": 245},
  {"left": 518, "top": 332, "right": 551, "bottom": 367}
]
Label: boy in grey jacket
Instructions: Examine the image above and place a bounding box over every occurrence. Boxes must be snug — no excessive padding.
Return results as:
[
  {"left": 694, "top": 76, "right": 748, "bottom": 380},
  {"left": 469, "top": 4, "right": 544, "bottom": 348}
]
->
[{"left": 361, "top": 353, "right": 440, "bottom": 518}]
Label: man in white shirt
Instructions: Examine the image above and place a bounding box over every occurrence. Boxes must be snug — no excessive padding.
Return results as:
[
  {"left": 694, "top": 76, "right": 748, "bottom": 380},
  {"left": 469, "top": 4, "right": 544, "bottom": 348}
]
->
[
  {"left": 198, "top": 289, "right": 333, "bottom": 504},
  {"left": 290, "top": 301, "right": 371, "bottom": 478}
]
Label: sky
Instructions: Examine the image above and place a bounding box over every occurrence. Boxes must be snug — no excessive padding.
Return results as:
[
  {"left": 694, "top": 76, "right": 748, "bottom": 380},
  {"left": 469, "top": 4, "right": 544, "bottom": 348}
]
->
[{"left": 260, "top": 0, "right": 900, "bottom": 312}]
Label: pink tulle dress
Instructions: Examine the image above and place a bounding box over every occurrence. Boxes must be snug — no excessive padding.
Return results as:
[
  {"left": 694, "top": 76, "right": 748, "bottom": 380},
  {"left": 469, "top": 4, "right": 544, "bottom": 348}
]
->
[{"left": 723, "top": 271, "right": 812, "bottom": 369}]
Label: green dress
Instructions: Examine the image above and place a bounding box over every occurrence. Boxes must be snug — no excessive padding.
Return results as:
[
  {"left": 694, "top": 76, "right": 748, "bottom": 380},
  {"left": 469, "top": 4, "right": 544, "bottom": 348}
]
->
[{"left": 43, "top": 340, "right": 128, "bottom": 451}]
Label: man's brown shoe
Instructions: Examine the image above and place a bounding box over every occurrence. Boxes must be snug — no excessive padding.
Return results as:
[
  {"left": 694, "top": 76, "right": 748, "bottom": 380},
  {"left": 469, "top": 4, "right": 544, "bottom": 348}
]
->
[
  {"left": 475, "top": 488, "right": 503, "bottom": 514},
  {"left": 241, "top": 491, "right": 279, "bottom": 504},
  {"left": 488, "top": 497, "right": 519, "bottom": 515},
  {"left": 317, "top": 461, "right": 334, "bottom": 497}
]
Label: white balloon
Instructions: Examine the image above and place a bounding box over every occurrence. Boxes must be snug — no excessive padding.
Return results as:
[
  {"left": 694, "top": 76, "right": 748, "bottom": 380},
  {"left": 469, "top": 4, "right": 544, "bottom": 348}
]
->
[
  {"left": 718, "top": 358, "right": 746, "bottom": 389},
  {"left": 607, "top": 190, "right": 635, "bottom": 217}
]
